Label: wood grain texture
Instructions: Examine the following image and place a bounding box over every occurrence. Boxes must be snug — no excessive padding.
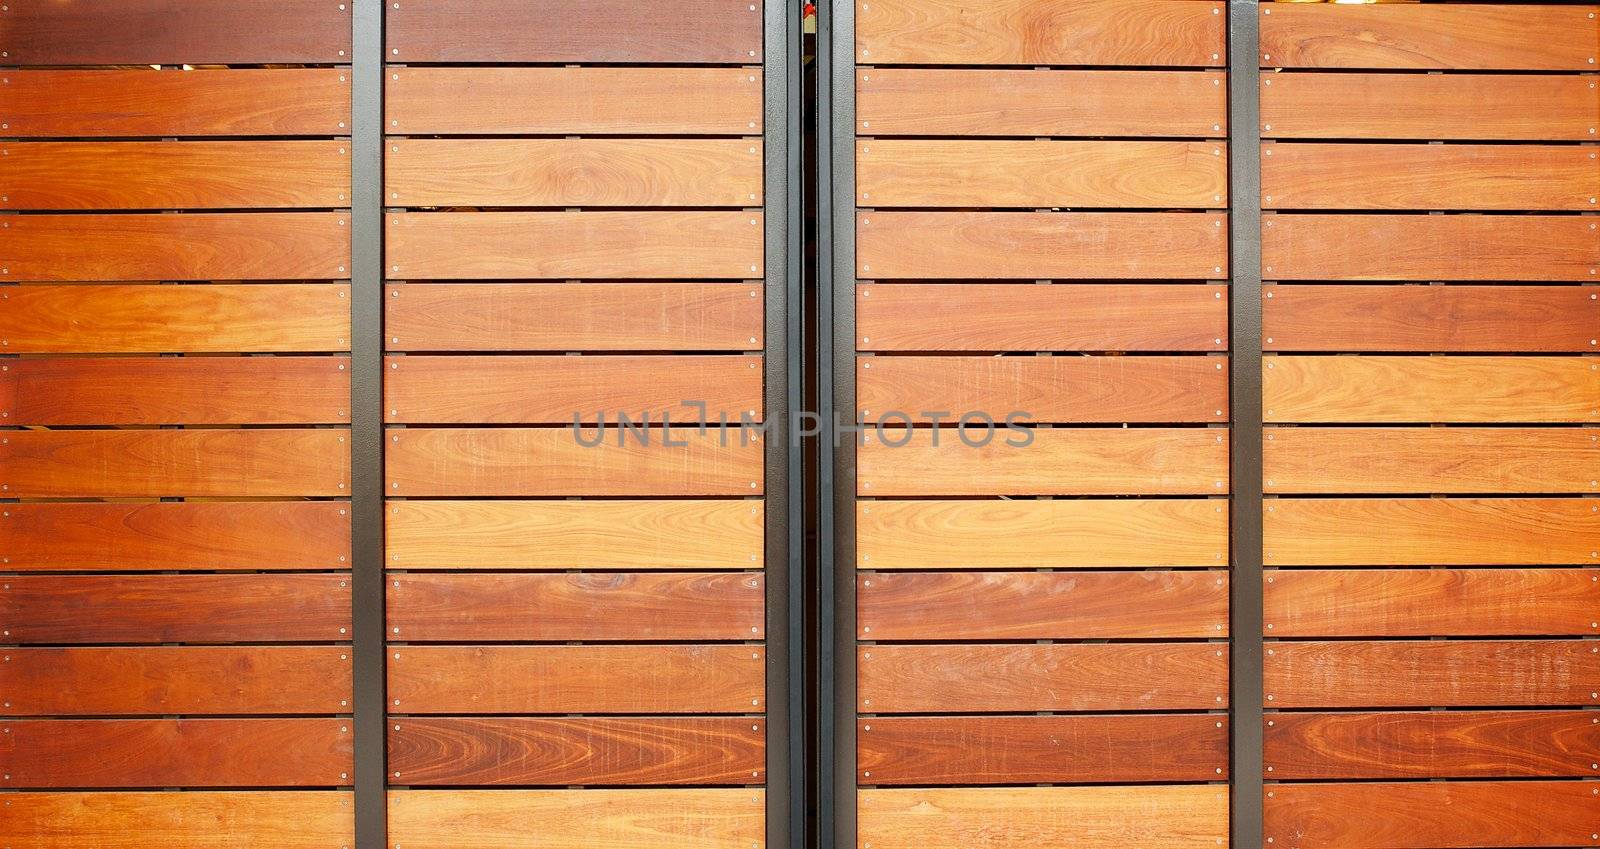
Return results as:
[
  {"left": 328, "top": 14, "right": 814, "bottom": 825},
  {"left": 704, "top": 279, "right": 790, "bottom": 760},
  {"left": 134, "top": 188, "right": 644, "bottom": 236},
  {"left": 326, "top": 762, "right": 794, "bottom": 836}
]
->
[
  {"left": 857, "top": 0, "right": 1224, "bottom": 66},
  {"left": 857, "top": 715, "right": 1228, "bottom": 785},
  {"left": 2, "top": 501, "right": 350, "bottom": 572},
  {"left": 1259, "top": 73, "right": 1599, "bottom": 141},
  {"left": 386, "top": 789, "right": 763, "bottom": 849},
  {"left": 857, "top": 644, "right": 1227, "bottom": 713},
  {"left": 0, "top": 0, "right": 351, "bottom": 65},
  {"left": 858, "top": 428, "right": 1229, "bottom": 496},
  {"left": 0, "top": 791, "right": 353, "bottom": 849},
  {"left": 388, "top": 718, "right": 764, "bottom": 786},
  {"left": 1264, "top": 356, "right": 1600, "bottom": 423},
  {"left": 387, "top": 139, "right": 760, "bottom": 208},
  {"left": 859, "top": 499, "right": 1228, "bottom": 569},
  {"left": 1, "top": 429, "right": 350, "bottom": 498},
  {"left": 1264, "top": 569, "right": 1600, "bottom": 637},
  {"left": 1264, "top": 781, "right": 1599, "bottom": 849},
  {"left": 387, "top": 646, "right": 765, "bottom": 714},
  {"left": 387, "top": 0, "right": 760, "bottom": 63},
  {"left": 0, "top": 284, "right": 351, "bottom": 353},
  {"left": 1259, "top": 3, "right": 1599, "bottom": 71},
  {"left": 858, "top": 69, "right": 1227, "bottom": 137},
  {"left": 1262, "top": 143, "right": 1599, "bottom": 211},
  {"left": 387, "top": 573, "right": 764, "bottom": 642},
  {"left": 0, "top": 574, "right": 352, "bottom": 644},
  {"left": 0, "top": 647, "right": 351, "bottom": 716},
  {"left": 1264, "top": 213, "right": 1599, "bottom": 281},
  {"left": 385, "top": 500, "right": 762, "bottom": 570},
  {"left": 1264, "top": 710, "right": 1600, "bottom": 779},
  {"left": 1263, "top": 640, "right": 1600, "bottom": 708},
  {"left": 859, "top": 212, "right": 1227, "bottom": 280},
  {"left": 857, "top": 571, "right": 1229, "bottom": 640},
  {"left": 858, "top": 786, "right": 1228, "bottom": 849},
  {"left": 387, "top": 67, "right": 762, "bottom": 136},
  {"left": 3, "top": 356, "right": 351, "bottom": 425},
  {"left": 0, "top": 719, "right": 351, "bottom": 788},
  {"left": 384, "top": 355, "right": 761, "bottom": 424},
  {"left": 857, "top": 283, "right": 1227, "bottom": 352},
  {"left": 2, "top": 214, "right": 351, "bottom": 282},
  {"left": 1263, "top": 426, "right": 1599, "bottom": 494},
  {"left": 1263, "top": 284, "right": 1600, "bottom": 352},
  {"left": 1265, "top": 498, "right": 1599, "bottom": 567},
  {"left": 857, "top": 355, "right": 1228, "bottom": 422}
]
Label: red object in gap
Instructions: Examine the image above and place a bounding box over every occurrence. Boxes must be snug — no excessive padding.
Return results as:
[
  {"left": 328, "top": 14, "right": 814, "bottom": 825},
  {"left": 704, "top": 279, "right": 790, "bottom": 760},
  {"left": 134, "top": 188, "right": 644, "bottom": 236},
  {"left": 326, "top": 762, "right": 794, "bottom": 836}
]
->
[{"left": 803, "top": 2, "right": 816, "bottom": 17}]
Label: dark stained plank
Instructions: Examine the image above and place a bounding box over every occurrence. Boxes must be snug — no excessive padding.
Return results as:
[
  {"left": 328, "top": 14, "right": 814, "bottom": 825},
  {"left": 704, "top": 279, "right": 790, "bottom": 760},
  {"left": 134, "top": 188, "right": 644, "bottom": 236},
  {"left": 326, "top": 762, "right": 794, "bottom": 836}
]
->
[
  {"left": 858, "top": 786, "right": 1228, "bottom": 849},
  {"left": 1264, "top": 710, "right": 1600, "bottom": 780},
  {"left": 1, "top": 429, "right": 350, "bottom": 498},
  {"left": 1264, "top": 569, "right": 1600, "bottom": 638},
  {"left": 1263, "top": 640, "right": 1600, "bottom": 708},
  {"left": 0, "top": 574, "right": 352, "bottom": 644},
  {"left": 387, "top": 0, "right": 760, "bottom": 63},
  {"left": 0, "top": 719, "right": 351, "bottom": 788},
  {"left": 1259, "top": 73, "right": 1599, "bottom": 141},
  {"left": 857, "top": 283, "right": 1228, "bottom": 352},
  {"left": 857, "top": 571, "right": 1228, "bottom": 640},
  {"left": 1263, "top": 284, "right": 1599, "bottom": 352},
  {"left": 858, "top": 715, "right": 1228, "bottom": 785},
  {"left": 1263, "top": 213, "right": 1598, "bottom": 281},
  {"left": 1264, "top": 355, "right": 1599, "bottom": 424},
  {"left": 388, "top": 717, "right": 764, "bottom": 786},
  {"left": 387, "top": 789, "right": 763, "bottom": 849},
  {"left": 857, "top": 644, "right": 1228, "bottom": 713},
  {"left": 1264, "top": 781, "right": 1599, "bottom": 849},
  {"left": 0, "top": 0, "right": 351, "bottom": 65},
  {"left": 3, "top": 356, "right": 351, "bottom": 425},
  {"left": 387, "top": 573, "right": 764, "bottom": 642},
  {"left": 1259, "top": 3, "right": 1598, "bottom": 71},
  {"left": 1265, "top": 498, "right": 1598, "bottom": 567},
  {"left": 2, "top": 502, "right": 351, "bottom": 572},
  {"left": 0, "top": 791, "right": 354, "bottom": 849},
  {"left": 387, "top": 645, "right": 766, "bottom": 714},
  {"left": 1260, "top": 143, "right": 1599, "bottom": 211},
  {"left": 0, "top": 647, "right": 351, "bottom": 716},
  {"left": 1263, "top": 426, "right": 1598, "bottom": 494},
  {"left": 385, "top": 500, "right": 762, "bottom": 570}
]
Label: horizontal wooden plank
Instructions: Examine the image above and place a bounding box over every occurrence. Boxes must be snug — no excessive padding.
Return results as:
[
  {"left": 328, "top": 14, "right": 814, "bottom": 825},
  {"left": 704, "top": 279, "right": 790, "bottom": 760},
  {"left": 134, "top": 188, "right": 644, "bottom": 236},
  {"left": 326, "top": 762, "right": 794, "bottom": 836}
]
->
[
  {"left": 858, "top": 571, "right": 1229, "bottom": 640},
  {"left": 1259, "top": 3, "right": 1599, "bottom": 71},
  {"left": 389, "top": 717, "right": 764, "bottom": 786},
  {"left": 4, "top": 356, "right": 350, "bottom": 425},
  {"left": 858, "top": 715, "right": 1228, "bottom": 785},
  {"left": 858, "top": 69, "right": 1227, "bottom": 137},
  {"left": 385, "top": 355, "right": 761, "bottom": 424},
  {"left": 1264, "top": 781, "right": 1598, "bottom": 849},
  {"left": 859, "top": 212, "right": 1227, "bottom": 280},
  {"left": 0, "top": 791, "right": 353, "bottom": 849},
  {"left": 1263, "top": 284, "right": 1599, "bottom": 352},
  {"left": 1264, "top": 356, "right": 1600, "bottom": 423},
  {"left": 1262, "top": 143, "right": 1599, "bottom": 211},
  {"left": 858, "top": 786, "right": 1228, "bottom": 849},
  {"left": 388, "top": 68, "right": 761, "bottom": 136},
  {"left": 2, "top": 214, "right": 351, "bottom": 282},
  {"left": 1263, "top": 426, "right": 1599, "bottom": 494},
  {"left": 858, "top": 644, "right": 1227, "bottom": 713},
  {"left": 1, "top": 0, "right": 351, "bottom": 65},
  {"left": 1265, "top": 498, "right": 1598, "bottom": 567},
  {"left": 386, "top": 789, "right": 762, "bottom": 849},
  {"left": 857, "top": 356, "right": 1227, "bottom": 422},
  {"left": 2, "top": 502, "right": 350, "bottom": 572},
  {"left": 1265, "top": 568, "right": 1600, "bottom": 637},
  {"left": 1264, "top": 710, "right": 1600, "bottom": 780},
  {"left": 858, "top": 284, "right": 1228, "bottom": 352},
  {"left": 388, "top": 0, "right": 760, "bottom": 63},
  {"left": 1260, "top": 73, "right": 1599, "bottom": 141},
  {"left": 1263, "top": 640, "right": 1600, "bottom": 708},
  {"left": 387, "top": 139, "right": 760, "bottom": 208},
  {"left": 1263, "top": 214, "right": 1598, "bottom": 281},
  {"left": 388, "top": 646, "right": 765, "bottom": 714},
  {"left": 385, "top": 500, "right": 762, "bottom": 570},
  {"left": 0, "top": 647, "right": 351, "bottom": 716},
  {"left": 0, "top": 719, "right": 351, "bottom": 788},
  {"left": 1, "top": 429, "right": 350, "bottom": 498},
  {"left": 387, "top": 573, "right": 764, "bottom": 642},
  {"left": 858, "top": 428, "right": 1228, "bottom": 496},
  {"left": 0, "top": 574, "right": 352, "bottom": 644}
]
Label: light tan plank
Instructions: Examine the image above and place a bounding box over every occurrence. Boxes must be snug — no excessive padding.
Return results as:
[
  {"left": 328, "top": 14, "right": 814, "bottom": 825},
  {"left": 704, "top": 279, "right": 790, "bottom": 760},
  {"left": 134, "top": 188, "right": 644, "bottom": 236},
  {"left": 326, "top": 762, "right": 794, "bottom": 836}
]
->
[
  {"left": 386, "top": 789, "right": 763, "bottom": 849},
  {"left": 1260, "top": 4, "right": 1599, "bottom": 70},
  {"left": 1261, "top": 143, "right": 1599, "bottom": 211},
  {"left": 1260, "top": 73, "right": 1598, "bottom": 141},
  {"left": 1263, "top": 427, "right": 1599, "bottom": 494},
  {"left": 1265, "top": 498, "right": 1599, "bottom": 567},
  {"left": 0, "top": 791, "right": 353, "bottom": 849},
  {"left": 858, "top": 786, "right": 1228, "bottom": 849},
  {"left": 1264, "top": 356, "right": 1599, "bottom": 424}
]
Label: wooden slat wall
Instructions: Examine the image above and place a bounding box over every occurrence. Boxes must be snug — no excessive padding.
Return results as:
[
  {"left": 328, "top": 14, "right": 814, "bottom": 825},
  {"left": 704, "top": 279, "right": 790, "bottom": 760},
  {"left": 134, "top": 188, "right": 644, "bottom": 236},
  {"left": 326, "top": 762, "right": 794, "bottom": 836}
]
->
[
  {"left": 382, "top": 2, "right": 767, "bottom": 845},
  {"left": 853, "top": 2, "right": 1230, "bottom": 846},
  {"left": 0, "top": 4, "right": 355, "bottom": 847},
  {"left": 1258, "top": 5, "right": 1600, "bottom": 849}
]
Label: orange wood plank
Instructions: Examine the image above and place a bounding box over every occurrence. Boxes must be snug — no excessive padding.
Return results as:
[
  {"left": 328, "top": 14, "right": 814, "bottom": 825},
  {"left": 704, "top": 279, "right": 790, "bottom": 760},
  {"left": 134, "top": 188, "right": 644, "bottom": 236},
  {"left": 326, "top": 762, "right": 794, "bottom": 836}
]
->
[
  {"left": 1263, "top": 640, "right": 1600, "bottom": 707},
  {"left": 1264, "top": 356, "right": 1600, "bottom": 424},
  {"left": 1264, "top": 711, "right": 1600, "bottom": 779},
  {"left": 858, "top": 786, "right": 1228, "bottom": 849},
  {"left": 1264, "top": 569, "right": 1600, "bottom": 637},
  {"left": 1260, "top": 73, "right": 1599, "bottom": 141},
  {"left": 1265, "top": 498, "right": 1599, "bottom": 567},
  {"left": 1265, "top": 781, "right": 1599, "bottom": 849},
  {"left": 1261, "top": 143, "right": 1599, "bottom": 211},
  {"left": 387, "top": 0, "right": 760, "bottom": 63},
  {"left": 0, "top": 791, "right": 354, "bottom": 849},
  {"left": 386, "top": 789, "right": 763, "bottom": 849},
  {"left": 1263, "top": 284, "right": 1599, "bottom": 352},
  {"left": 1, "top": 0, "right": 352, "bottom": 65},
  {"left": 1263, "top": 214, "right": 1598, "bottom": 281},
  {"left": 1263, "top": 426, "right": 1599, "bottom": 494},
  {"left": 1259, "top": 3, "right": 1599, "bottom": 70}
]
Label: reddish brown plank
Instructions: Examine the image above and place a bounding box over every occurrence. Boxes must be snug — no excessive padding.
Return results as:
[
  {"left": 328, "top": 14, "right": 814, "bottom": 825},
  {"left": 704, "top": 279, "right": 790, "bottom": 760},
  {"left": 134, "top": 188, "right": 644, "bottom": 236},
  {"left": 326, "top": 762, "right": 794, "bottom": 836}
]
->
[
  {"left": 1263, "top": 640, "right": 1600, "bottom": 708},
  {"left": 1261, "top": 144, "right": 1599, "bottom": 211},
  {"left": 0, "top": 791, "right": 354, "bottom": 849},
  {"left": 387, "top": 646, "right": 766, "bottom": 714},
  {"left": 857, "top": 644, "right": 1228, "bottom": 713},
  {"left": 389, "top": 718, "right": 765, "bottom": 786},
  {"left": 1264, "top": 710, "right": 1600, "bottom": 780},
  {"left": 1263, "top": 284, "right": 1599, "bottom": 352},
  {"left": 388, "top": 0, "right": 760, "bottom": 63},
  {"left": 1265, "top": 781, "right": 1598, "bottom": 849},
  {"left": 387, "top": 573, "right": 764, "bottom": 642},
  {"left": 0, "top": 0, "right": 351, "bottom": 65},
  {"left": 1259, "top": 73, "right": 1599, "bottom": 141},
  {"left": 1263, "top": 214, "right": 1598, "bottom": 281},
  {"left": 1264, "top": 569, "right": 1600, "bottom": 638},
  {"left": 1265, "top": 498, "right": 1599, "bottom": 567},
  {"left": 1263, "top": 426, "right": 1599, "bottom": 494},
  {"left": 387, "top": 789, "right": 762, "bottom": 849},
  {"left": 1259, "top": 4, "right": 1599, "bottom": 71},
  {"left": 1264, "top": 356, "right": 1599, "bottom": 424},
  {"left": 858, "top": 715, "right": 1228, "bottom": 785}
]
